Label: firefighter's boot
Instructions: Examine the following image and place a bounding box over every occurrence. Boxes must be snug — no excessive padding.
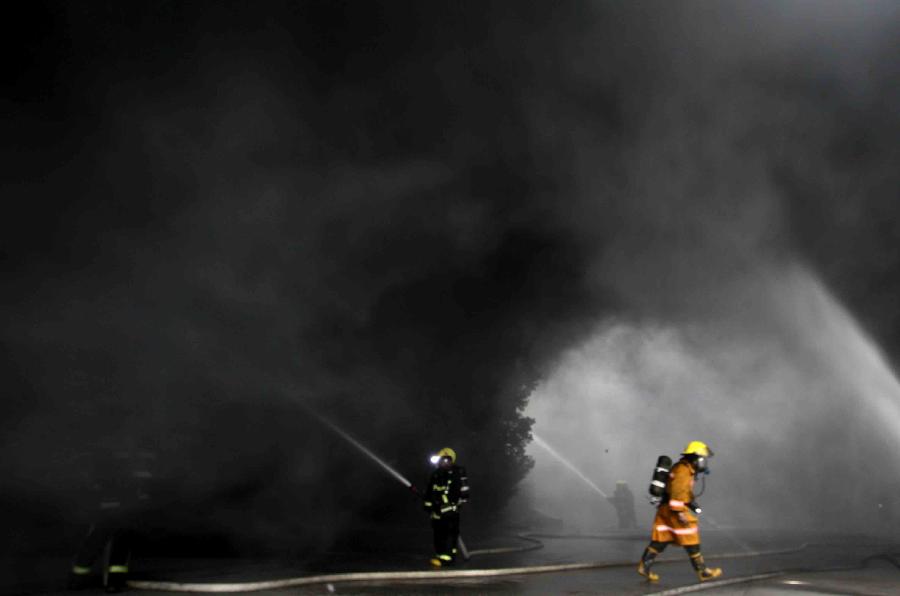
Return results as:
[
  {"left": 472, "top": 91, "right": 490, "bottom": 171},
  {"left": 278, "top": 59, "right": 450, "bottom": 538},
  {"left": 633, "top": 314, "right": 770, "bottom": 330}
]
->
[
  {"left": 697, "top": 567, "right": 723, "bottom": 582},
  {"left": 637, "top": 546, "right": 660, "bottom": 582},
  {"left": 689, "top": 550, "right": 722, "bottom": 582}
]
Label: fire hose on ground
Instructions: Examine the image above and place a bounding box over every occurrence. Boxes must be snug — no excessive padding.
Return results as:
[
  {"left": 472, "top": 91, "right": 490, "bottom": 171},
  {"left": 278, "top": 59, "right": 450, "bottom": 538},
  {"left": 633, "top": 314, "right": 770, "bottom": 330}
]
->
[{"left": 127, "top": 540, "right": 814, "bottom": 593}]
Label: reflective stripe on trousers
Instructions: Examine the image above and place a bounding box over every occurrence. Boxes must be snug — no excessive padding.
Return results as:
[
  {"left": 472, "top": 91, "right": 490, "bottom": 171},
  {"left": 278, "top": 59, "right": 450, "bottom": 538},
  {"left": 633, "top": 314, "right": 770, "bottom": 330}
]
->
[{"left": 655, "top": 524, "right": 698, "bottom": 535}]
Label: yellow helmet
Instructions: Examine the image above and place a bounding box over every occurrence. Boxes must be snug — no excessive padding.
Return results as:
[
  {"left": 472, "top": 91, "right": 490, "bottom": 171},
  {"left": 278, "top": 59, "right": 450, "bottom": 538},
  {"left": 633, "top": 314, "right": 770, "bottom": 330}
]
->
[
  {"left": 682, "top": 441, "right": 712, "bottom": 457},
  {"left": 437, "top": 447, "right": 457, "bottom": 463}
]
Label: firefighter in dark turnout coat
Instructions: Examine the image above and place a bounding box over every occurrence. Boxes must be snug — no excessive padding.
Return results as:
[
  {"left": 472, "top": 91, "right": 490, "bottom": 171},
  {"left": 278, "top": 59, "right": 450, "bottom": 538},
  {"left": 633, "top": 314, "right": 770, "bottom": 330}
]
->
[{"left": 423, "top": 447, "right": 469, "bottom": 567}]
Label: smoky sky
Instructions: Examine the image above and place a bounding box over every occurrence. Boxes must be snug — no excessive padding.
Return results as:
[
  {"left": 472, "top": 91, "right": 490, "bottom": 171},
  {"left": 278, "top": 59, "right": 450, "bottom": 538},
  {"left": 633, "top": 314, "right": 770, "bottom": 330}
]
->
[{"left": 2, "top": 0, "right": 900, "bottom": 554}]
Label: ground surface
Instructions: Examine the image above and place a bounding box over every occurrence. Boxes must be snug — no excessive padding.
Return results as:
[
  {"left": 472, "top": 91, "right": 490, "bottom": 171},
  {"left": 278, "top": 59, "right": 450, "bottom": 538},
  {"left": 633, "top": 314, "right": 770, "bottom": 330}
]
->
[{"left": 8, "top": 527, "right": 900, "bottom": 595}]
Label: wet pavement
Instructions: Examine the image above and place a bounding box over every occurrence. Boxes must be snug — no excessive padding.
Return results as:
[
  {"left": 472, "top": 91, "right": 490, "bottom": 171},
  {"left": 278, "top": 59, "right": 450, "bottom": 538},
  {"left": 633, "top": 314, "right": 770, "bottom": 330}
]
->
[{"left": 10, "top": 528, "right": 900, "bottom": 595}]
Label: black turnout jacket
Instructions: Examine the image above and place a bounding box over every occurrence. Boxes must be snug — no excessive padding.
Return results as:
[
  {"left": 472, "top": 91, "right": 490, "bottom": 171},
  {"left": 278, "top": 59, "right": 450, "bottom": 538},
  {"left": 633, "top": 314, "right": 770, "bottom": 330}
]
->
[{"left": 423, "top": 465, "right": 469, "bottom": 519}]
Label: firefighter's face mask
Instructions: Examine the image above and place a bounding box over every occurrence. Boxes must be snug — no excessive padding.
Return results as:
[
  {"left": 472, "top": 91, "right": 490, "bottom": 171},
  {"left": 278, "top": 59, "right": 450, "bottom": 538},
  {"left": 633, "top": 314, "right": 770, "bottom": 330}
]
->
[{"left": 695, "top": 456, "right": 710, "bottom": 474}]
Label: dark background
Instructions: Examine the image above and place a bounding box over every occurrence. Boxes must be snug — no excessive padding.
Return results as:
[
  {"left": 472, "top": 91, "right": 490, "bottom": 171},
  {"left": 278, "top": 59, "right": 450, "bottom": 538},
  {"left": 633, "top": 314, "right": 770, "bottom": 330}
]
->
[{"left": 1, "top": 0, "right": 899, "bottom": 572}]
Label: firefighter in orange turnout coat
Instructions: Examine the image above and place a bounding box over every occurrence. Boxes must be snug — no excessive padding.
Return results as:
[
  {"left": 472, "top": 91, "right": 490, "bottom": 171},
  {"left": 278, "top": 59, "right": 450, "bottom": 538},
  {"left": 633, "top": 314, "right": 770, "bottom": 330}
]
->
[{"left": 637, "top": 441, "right": 722, "bottom": 583}]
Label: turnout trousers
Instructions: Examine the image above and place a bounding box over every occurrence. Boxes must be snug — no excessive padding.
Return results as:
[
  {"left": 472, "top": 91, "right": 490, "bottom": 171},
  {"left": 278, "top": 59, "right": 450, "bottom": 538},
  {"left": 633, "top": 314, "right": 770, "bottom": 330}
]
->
[{"left": 431, "top": 512, "right": 460, "bottom": 563}]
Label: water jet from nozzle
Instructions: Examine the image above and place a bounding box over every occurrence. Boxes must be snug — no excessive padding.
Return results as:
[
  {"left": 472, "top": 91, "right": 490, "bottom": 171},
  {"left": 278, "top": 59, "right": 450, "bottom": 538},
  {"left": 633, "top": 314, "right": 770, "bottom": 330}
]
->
[
  {"left": 302, "top": 404, "right": 412, "bottom": 489},
  {"left": 532, "top": 433, "right": 609, "bottom": 499}
]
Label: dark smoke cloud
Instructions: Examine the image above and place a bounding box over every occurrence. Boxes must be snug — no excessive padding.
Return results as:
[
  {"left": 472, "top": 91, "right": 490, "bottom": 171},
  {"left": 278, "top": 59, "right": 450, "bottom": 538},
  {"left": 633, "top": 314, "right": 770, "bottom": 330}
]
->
[
  {"left": 2, "top": 0, "right": 899, "bottom": 560},
  {"left": 1, "top": 1, "right": 613, "bottom": 555}
]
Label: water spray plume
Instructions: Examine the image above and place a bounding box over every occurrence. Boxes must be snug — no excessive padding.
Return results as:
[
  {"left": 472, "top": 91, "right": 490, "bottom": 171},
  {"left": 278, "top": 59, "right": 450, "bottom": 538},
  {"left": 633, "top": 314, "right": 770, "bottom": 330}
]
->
[
  {"left": 801, "top": 271, "right": 900, "bottom": 454},
  {"left": 532, "top": 433, "right": 609, "bottom": 499}
]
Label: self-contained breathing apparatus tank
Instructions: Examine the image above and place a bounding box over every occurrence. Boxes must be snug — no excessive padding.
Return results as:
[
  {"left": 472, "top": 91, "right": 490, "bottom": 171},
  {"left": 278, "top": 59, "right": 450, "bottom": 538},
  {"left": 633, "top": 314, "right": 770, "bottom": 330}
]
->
[{"left": 648, "top": 455, "right": 672, "bottom": 505}]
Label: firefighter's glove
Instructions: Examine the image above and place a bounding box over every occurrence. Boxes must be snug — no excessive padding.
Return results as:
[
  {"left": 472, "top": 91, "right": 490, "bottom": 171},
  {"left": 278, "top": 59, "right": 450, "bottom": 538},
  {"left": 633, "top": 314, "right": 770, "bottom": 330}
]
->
[{"left": 677, "top": 512, "right": 690, "bottom": 524}]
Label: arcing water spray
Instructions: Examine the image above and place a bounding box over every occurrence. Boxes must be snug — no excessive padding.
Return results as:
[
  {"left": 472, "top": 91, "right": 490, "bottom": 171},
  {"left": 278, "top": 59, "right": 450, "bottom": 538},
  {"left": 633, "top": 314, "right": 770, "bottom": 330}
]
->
[{"left": 532, "top": 433, "right": 609, "bottom": 499}]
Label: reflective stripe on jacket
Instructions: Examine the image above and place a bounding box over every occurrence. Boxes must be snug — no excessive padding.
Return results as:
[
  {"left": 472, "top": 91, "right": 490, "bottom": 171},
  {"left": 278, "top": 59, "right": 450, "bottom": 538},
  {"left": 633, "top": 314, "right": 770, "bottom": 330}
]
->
[
  {"left": 651, "top": 459, "right": 700, "bottom": 546},
  {"left": 425, "top": 465, "right": 469, "bottom": 519}
]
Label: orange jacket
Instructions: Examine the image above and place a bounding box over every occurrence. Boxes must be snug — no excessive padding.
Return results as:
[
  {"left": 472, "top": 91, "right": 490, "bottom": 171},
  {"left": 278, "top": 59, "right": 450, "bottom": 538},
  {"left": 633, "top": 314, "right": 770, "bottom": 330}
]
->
[{"left": 650, "top": 459, "right": 700, "bottom": 546}]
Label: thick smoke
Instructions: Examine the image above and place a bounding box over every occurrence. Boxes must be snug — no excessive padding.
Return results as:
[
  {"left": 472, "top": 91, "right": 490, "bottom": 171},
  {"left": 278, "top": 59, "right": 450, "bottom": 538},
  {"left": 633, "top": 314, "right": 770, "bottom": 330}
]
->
[
  {"left": 519, "top": 1, "right": 900, "bottom": 534},
  {"left": 1, "top": 1, "right": 610, "bottom": 556},
  {"left": 2, "top": 0, "right": 899, "bottom": 563}
]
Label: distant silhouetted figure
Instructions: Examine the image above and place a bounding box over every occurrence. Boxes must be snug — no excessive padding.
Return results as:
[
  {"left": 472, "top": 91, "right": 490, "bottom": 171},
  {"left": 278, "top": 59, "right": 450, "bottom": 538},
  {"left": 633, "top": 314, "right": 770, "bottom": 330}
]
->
[
  {"left": 608, "top": 481, "right": 638, "bottom": 530},
  {"left": 68, "top": 448, "right": 155, "bottom": 593},
  {"left": 422, "top": 447, "right": 469, "bottom": 567}
]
